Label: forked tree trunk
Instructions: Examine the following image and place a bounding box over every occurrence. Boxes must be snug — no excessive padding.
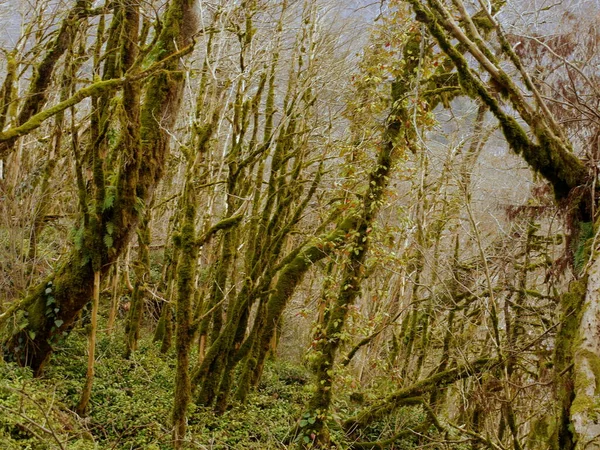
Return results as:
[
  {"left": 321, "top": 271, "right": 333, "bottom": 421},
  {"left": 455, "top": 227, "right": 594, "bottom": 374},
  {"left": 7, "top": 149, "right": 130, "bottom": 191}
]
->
[{"left": 0, "top": 0, "right": 198, "bottom": 375}]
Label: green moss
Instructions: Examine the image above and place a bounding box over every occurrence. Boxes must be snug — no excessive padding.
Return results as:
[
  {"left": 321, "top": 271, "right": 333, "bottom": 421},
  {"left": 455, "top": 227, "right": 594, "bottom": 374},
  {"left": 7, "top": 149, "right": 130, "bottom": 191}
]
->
[
  {"left": 0, "top": 78, "right": 124, "bottom": 143},
  {"left": 551, "top": 279, "right": 587, "bottom": 449},
  {"left": 555, "top": 280, "right": 586, "bottom": 370},
  {"left": 572, "top": 350, "right": 600, "bottom": 416},
  {"left": 574, "top": 222, "right": 594, "bottom": 274},
  {"left": 570, "top": 392, "right": 596, "bottom": 417},
  {"left": 527, "top": 416, "right": 554, "bottom": 449}
]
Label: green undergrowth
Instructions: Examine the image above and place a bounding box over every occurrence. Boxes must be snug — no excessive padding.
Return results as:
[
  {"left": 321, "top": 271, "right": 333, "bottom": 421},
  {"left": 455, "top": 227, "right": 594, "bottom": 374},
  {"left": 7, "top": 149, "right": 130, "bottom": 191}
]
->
[
  {"left": 0, "top": 321, "right": 433, "bottom": 449},
  {"left": 0, "top": 324, "right": 315, "bottom": 449}
]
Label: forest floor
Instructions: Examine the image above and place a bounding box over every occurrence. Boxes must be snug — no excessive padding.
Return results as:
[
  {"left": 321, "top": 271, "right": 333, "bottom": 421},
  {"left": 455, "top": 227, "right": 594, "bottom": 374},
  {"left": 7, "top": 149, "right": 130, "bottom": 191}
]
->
[
  {"left": 0, "top": 316, "right": 428, "bottom": 449},
  {"left": 1, "top": 322, "right": 308, "bottom": 449}
]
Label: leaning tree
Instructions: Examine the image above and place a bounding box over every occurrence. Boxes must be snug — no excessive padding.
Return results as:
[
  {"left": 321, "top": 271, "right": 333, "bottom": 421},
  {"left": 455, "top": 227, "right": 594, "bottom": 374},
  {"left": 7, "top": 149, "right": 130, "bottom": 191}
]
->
[{"left": 0, "top": 0, "right": 199, "bottom": 374}]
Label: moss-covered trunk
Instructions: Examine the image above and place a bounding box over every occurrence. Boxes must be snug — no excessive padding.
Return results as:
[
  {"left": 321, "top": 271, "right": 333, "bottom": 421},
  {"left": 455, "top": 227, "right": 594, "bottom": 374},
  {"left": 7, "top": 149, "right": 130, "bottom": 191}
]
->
[
  {"left": 172, "top": 183, "right": 196, "bottom": 448},
  {"left": 0, "top": 0, "right": 197, "bottom": 375},
  {"left": 124, "top": 206, "right": 151, "bottom": 358},
  {"left": 570, "top": 257, "right": 600, "bottom": 448},
  {"left": 300, "top": 112, "right": 397, "bottom": 448},
  {"left": 234, "top": 214, "right": 360, "bottom": 398}
]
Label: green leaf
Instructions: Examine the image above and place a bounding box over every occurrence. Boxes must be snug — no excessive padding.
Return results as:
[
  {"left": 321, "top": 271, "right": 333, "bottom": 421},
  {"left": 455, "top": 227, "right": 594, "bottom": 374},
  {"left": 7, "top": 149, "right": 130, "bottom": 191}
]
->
[
  {"left": 46, "top": 296, "right": 55, "bottom": 306},
  {"left": 299, "top": 419, "right": 308, "bottom": 427},
  {"left": 28, "top": 330, "right": 36, "bottom": 340},
  {"left": 308, "top": 417, "right": 316, "bottom": 424},
  {"left": 45, "top": 287, "right": 52, "bottom": 294},
  {"left": 54, "top": 319, "right": 64, "bottom": 328},
  {"left": 104, "top": 234, "right": 114, "bottom": 249},
  {"left": 103, "top": 188, "right": 115, "bottom": 210}
]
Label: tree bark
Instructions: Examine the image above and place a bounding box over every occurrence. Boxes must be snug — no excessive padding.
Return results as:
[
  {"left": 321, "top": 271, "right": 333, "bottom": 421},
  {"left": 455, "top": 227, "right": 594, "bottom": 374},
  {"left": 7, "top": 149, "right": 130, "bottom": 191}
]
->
[
  {"left": 572, "top": 254, "right": 600, "bottom": 448},
  {"left": 76, "top": 271, "right": 100, "bottom": 416},
  {"left": 0, "top": 0, "right": 197, "bottom": 375}
]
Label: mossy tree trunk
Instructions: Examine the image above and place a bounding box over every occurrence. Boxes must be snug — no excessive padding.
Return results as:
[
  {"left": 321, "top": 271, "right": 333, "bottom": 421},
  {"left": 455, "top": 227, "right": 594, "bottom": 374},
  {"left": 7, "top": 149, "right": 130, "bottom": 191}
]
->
[
  {"left": 27, "top": 35, "right": 86, "bottom": 263},
  {"left": 172, "top": 179, "right": 197, "bottom": 448},
  {"left": 171, "top": 45, "right": 222, "bottom": 442},
  {"left": 297, "top": 71, "right": 415, "bottom": 447},
  {"left": 404, "top": 0, "right": 597, "bottom": 446},
  {"left": 234, "top": 212, "right": 361, "bottom": 402},
  {"left": 301, "top": 146, "right": 396, "bottom": 447},
  {"left": 0, "top": 0, "right": 198, "bottom": 374},
  {"left": 570, "top": 258, "right": 600, "bottom": 448},
  {"left": 124, "top": 205, "right": 151, "bottom": 359},
  {"left": 191, "top": 0, "right": 336, "bottom": 412}
]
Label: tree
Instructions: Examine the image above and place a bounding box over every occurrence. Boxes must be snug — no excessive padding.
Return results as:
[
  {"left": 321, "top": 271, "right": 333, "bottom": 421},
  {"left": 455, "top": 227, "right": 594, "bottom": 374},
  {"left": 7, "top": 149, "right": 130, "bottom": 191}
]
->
[
  {"left": 0, "top": 0, "right": 199, "bottom": 374},
  {"left": 399, "top": 0, "right": 597, "bottom": 447}
]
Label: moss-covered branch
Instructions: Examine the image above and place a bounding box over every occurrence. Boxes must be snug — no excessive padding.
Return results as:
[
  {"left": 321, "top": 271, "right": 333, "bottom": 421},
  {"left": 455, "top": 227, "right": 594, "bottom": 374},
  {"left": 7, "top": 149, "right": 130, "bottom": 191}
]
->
[
  {"left": 1, "top": 0, "right": 197, "bottom": 374},
  {"left": 195, "top": 214, "right": 244, "bottom": 248},
  {"left": 0, "top": 41, "right": 194, "bottom": 150},
  {"left": 0, "top": 78, "right": 123, "bottom": 144},
  {"left": 406, "top": 0, "right": 588, "bottom": 200},
  {"left": 349, "top": 398, "right": 441, "bottom": 449},
  {"left": 0, "top": 0, "right": 93, "bottom": 157},
  {"left": 343, "top": 357, "right": 496, "bottom": 432}
]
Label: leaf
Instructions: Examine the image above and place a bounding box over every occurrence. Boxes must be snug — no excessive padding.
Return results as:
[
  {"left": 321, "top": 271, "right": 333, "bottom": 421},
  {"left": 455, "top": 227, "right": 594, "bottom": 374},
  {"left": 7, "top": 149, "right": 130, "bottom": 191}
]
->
[
  {"left": 103, "top": 189, "right": 115, "bottom": 210},
  {"left": 28, "top": 330, "right": 36, "bottom": 340},
  {"left": 45, "top": 287, "right": 52, "bottom": 294},
  {"left": 104, "top": 234, "right": 114, "bottom": 249},
  {"left": 308, "top": 417, "right": 316, "bottom": 425},
  {"left": 54, "top": 319, "right": 64, "bottom": 328},
  {"left": 299, "top": 419, "right": 308, "bottom": 427}
]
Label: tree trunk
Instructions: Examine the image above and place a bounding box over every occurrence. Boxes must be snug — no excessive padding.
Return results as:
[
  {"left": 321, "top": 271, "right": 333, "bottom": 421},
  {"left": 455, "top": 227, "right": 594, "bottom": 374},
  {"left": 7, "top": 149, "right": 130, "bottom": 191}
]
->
[
  {"left": 0, "top": 0, "right": 197, "bottom": 375},
  {"left": 572, "top": 254, "right": 600, "bottom": 448},
  {"left": 76, "top": 270, "right": 100, "bottom": 416},
  {"left": 124, "top": 206, "right": 151, "bottom": 359}
]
